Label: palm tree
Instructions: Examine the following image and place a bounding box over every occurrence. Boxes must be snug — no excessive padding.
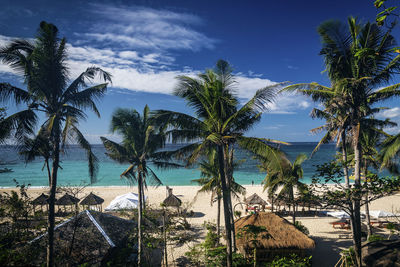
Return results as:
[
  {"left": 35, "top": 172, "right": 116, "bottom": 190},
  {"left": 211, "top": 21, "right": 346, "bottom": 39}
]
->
[
  {"left": 193, "top": 151, "right": 245, "bottom": 243},
  {"left": 283, "top": 17, "right": 400, "bottom": 266},
  {"left": 262, "top": 153, "right": 308, "bottom": 224},
  {"left": 0, "top": 21, "right": 111, "bottom": 266},
  {"left": 153, "top": 60, "right": 285, "bottom": 267},
  {"left": 380, "top": 133, "right": 400, "bottom": 170},
  {"left": 101, "top": 105, "right": 176, "bottom": 266}
]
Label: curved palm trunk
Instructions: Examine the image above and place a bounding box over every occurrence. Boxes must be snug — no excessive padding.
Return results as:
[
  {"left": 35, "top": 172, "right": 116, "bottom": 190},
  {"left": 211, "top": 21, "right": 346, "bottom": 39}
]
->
[
  {"left": 291, "top": 188, "right": 296, "bottom": 224},
  {"left": 47, "top": 126, "right": 60, "bottom": 267},
  {"left": 217, "top": 145, "right": 232, "bottom": 267},
  {"left": 138, "top": 173, "right": 144, "bottom": 267},
  {"left": 341, "top": 131, "right": 350, "bottom": 188},
  {"left": 352, "top": 129, "right": 363, "bottom": 267}
]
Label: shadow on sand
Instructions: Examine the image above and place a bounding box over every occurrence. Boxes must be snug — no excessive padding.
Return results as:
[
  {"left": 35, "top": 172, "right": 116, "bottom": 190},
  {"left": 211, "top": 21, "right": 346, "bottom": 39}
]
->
[{"left": 311, "top": 236, "right": 353, "bottom": 267}]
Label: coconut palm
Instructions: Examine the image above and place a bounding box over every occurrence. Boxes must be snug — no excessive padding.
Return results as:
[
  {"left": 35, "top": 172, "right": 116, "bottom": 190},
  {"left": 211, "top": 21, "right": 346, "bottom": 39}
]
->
[
  {"left": 0, "top": 21, "right": 111, "bottom": 266},
  {"left": 262, "top": 153, "right": 308, "bottom": 224},
  {"left": 193, "top": 151, "right": 245, "bottom": 242},
  {"left": 153, "top": 60, "right": 285, "bottom": 267},
  {"left": 380, "top": 133, "right": 400, "bottom": 170},
  {"left": 101, "top": 105, "right": 176, "bottom": 266},
  {"left": 283, "top": 17, "right": 400, "bottom": 266}
]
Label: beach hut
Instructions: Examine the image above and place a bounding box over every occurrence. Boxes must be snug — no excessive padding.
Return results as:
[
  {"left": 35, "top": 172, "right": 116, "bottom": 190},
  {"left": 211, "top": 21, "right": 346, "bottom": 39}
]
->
[
  {"left": 32, "top": 193, "right": 49, "bottom": 212},
  {"left": 235, "top": 212, "right": 315, "bottom": 262},
  {"left": 245, "top": 193, "right": 269, "bottom": 212},
  {"left": 28, "top": 210, "right": 139, "bottom": 266},
  {"left": 55, "top": 193, "right": 80, "bottom": 213},
  {"left": 80, "top": 192, "right": 104, "bottom": 211}
]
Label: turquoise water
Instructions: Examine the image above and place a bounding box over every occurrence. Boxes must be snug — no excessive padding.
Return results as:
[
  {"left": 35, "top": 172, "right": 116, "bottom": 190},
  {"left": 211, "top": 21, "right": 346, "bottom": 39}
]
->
[{"left": 0, "top": 143, "right": 337, "bottom": 187}]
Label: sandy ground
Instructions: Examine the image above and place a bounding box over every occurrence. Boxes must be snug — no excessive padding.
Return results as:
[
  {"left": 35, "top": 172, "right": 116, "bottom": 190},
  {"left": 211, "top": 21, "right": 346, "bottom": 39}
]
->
[{"left": 1, "top": 185, "right": 399, "bottom": 266}]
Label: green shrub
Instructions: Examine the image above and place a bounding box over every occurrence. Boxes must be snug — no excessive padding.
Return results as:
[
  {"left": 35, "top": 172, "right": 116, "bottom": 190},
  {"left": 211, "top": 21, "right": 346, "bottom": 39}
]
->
[
  {"left": 368, "top": 234, "right": 385, "bottom": 242},
  {"left": 265, "top": 254, "right": 312, "bottom": 267},
  {"left": 294, "top": 221, "right": 309, "bottom": 235}
]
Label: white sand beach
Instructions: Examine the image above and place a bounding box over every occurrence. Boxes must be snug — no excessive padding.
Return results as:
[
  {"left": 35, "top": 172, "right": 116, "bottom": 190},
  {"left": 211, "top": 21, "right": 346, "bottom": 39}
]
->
[{"left": 2, "top": 185, "right": 400, "bottom": 266}]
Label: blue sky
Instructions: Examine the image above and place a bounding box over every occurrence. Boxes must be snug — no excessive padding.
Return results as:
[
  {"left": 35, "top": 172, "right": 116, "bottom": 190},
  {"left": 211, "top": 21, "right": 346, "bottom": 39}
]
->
[{"left": 1, "top": 0, "right": 400, "bottom": 143}]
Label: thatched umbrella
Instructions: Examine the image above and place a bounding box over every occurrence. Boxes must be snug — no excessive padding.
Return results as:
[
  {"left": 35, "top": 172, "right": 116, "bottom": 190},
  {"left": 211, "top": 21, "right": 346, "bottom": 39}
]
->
[
  {"left": 80, "top": 192, "right": 104, "bottom": 211},
  {"left": 56, "top": 193, "right": 80, "bottom": 213},
  {"left": 163, "top": 194, "right": 182, "bottom": 207},
  {"left": 235, "top": 212, "right": 315, "bottom": 262},
  {"left": 245, "top": 193, "right": 268, "bottom": 212},
  {"left": 32, "top": 193, "right": 49, "bottom": 212}
]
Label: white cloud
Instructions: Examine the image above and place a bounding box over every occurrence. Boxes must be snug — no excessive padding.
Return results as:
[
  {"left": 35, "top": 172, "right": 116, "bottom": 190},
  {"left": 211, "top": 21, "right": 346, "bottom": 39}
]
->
[
  {"left": 378, "top": 107, "right": 400, "bottom": 134},
  {"left": 380, "top": 107, "right": 400, "bottom": 119},
  {"left": 0, "top": 33, "right": 310, "bottom": 114},
  {"left": 78, "top": 3, "right": 217, "bottom": 52}
]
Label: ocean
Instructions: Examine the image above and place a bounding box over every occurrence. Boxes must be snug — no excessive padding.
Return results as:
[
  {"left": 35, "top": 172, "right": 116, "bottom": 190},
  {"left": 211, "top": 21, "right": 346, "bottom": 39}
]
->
[{"left": 0, "top": 142, "right": 338, "bottom": 187}]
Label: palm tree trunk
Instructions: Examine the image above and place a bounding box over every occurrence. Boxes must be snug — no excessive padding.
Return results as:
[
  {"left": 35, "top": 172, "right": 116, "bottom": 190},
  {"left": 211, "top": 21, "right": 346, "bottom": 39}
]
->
[
  {"left": 226, "top": 144, "right": 237, "bottom": 252},
  {"left": 352, "top": 129, "right": 363, "bottom": 267},
  {"left": 291, "top": 189, "right": 296, "bottom": 224},
  {"left": 45, "top": 158, "right": 51, "bottom": 186},
  {"left": 341, "top": 131, "right": 350, "bottom": 187},
  {"left": 363, "top": 159, "right": 372, "bottom": 238},
  {"left": 47, "top": 126, "right": 60, "bottom": 267},
  {"left": 141, "top": 185, "right": 146, "bottom": 211},
  {"left": 217, "top": 195, "right": 221, "bottom": 244},
  {"left": 217, "top": 145, "right": 232, "bottom": 267},
  {"left": 138, "top": 173, "right": 143, "bottom": 267}
]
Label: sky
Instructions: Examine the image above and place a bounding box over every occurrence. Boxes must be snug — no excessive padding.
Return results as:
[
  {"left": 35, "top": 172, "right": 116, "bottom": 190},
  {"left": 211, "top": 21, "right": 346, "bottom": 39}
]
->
[{"left": 1, "top": 0, "right": 400, "bottom": 143}]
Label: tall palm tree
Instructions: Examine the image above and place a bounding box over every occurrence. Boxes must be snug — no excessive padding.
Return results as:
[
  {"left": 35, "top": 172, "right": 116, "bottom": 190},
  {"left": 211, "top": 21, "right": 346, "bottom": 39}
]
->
[
  {"left": 0, "top": 21, "right": 111, "bottom": 266},
  {"left": 262, "top": 153, "right": 308, "bottom": 224},
  {"left": 283, "top": 17, "right": 400, "bottom": 266},
  {"left": 101, "top": 105, "right": 176, "bottom": 266},
  {"left": 153, "top": 60, "right": 285, "bottom": 267},
  {"left": 193, "top": 152, "right": 245, "bottom": 242}
]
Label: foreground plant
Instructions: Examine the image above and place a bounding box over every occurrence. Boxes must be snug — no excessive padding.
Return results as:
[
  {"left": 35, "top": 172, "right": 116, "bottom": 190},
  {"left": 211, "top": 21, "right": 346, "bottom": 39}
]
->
[{"left": 0, "top": 21, "right": 111, "bottom": 266}]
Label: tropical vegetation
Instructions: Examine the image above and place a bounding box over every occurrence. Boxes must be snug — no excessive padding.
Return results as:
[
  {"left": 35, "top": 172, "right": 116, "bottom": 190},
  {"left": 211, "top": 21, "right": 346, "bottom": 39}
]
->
[
  {"left": 0, "top": 21, "right": 111, "bottom": 266},
  {"left": 153, "top": 59, "right": 285, "bottom": 267}
]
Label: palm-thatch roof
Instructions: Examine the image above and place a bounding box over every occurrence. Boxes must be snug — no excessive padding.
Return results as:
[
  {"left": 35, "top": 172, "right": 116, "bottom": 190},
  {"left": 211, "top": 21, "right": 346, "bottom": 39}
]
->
[
  {"left": 29, "top": 210, "right": 136, "bottom": 266},
  {"left": 245, "top": 193, "right": 268, "bottom": 206},
  {"left": 80, "top": 192, "right": 104, "bottom": 206},
  {"left": 235, "top": 212, "right": 315, "bottom": 251},
  {"left": 56, "top": 193, "right": 80, "bottom": 205},
  {"left": 163, "top": 194, "right": 182, "bottom": 207},
  {"left": 32, "top": 193, "right": 49, "bottom": 205}
]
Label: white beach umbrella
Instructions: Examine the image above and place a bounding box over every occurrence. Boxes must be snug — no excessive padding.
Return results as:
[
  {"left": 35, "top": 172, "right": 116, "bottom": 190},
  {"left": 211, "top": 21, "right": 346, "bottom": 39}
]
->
[
  {"left": 369, "top": 210, "right": 396, "bottom": 218},
  {"left": 105, "top": 192, "right": 147, "bottom": 211},
  {"left": 327, "top": 211, "right": 350, "bottom": 219}
]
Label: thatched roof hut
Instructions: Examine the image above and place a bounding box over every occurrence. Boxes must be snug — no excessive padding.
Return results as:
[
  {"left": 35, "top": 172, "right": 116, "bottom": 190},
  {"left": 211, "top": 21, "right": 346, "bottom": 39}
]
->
[
  {"left": 56, "top": 193, "right": 80, "bottom": 206},
  {"left": 235, "top": 212, "right": 314, "bottom": 262},
  {"left": 163, "top": 194, "right": 182, "bottom": 207},
  {"left": 245, "top": 193, "right": 268, "bottom": 206},
  {"left": 32, "top": 193, "right": 48, "bottom": 205},
  {"left": 80, "top": 192, "right": 104, "bottom": 211},
  {"left": 29, "top": 210, "right": 137, "bottom": 266}
]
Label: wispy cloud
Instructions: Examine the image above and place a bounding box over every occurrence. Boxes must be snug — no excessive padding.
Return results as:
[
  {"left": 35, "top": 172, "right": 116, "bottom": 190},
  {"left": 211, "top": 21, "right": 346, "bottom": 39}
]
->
[
  {"left": 378, "top": 107, "right": 400, "bottom": 134},
  {"left": 76, "top": 3, "right": 217, "bottom": 52}
]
